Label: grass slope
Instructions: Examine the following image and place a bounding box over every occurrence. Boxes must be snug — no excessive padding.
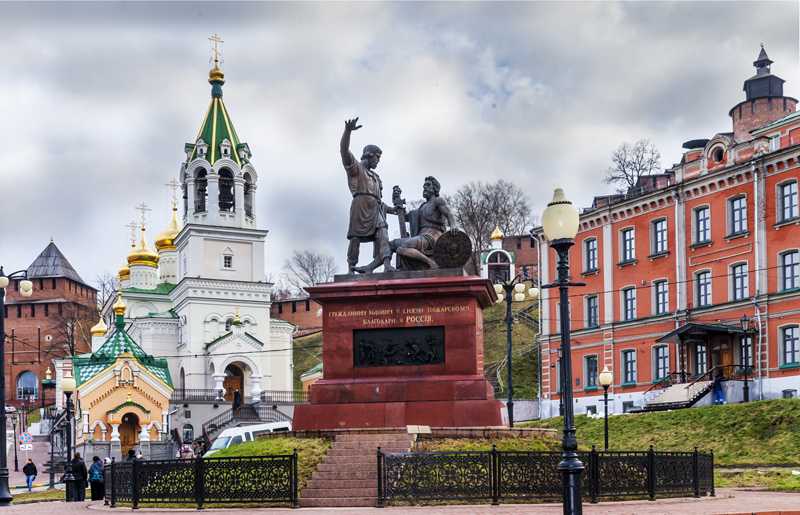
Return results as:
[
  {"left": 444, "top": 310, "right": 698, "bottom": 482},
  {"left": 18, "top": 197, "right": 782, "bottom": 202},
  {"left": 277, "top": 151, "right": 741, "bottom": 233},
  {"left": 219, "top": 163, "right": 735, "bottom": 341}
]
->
[
  {"left": 212, "top": 436, "right": 330, "bottom": 489},
  {"left": 532, "top": 398, "right": 800, "bottom": 467},
  {"left": 420, "top": 434, "right": 559, "bottom": 453},
  {"left": 292, "top": 297, "right": 539, "bottom": 398}
]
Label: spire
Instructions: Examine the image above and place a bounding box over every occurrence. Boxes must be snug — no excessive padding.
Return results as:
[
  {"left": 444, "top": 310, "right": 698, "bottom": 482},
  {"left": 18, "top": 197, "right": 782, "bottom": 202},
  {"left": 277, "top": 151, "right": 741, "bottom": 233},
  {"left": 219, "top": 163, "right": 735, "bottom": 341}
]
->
[
  {"left": 754, "top": 43, "right": 773, "bottom": 74},
  {"left": 208, "top": 33, "right": 225, "bottom": 98}
]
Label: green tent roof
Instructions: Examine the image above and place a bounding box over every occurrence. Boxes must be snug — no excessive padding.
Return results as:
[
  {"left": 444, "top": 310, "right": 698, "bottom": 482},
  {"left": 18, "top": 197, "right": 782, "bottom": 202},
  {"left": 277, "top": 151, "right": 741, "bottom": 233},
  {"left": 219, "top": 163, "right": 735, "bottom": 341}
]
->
[
  {"left": 73, "top": 324, "right": 172, "bottom": 387},
  {"left": 187, "top": 71, "right": 248, "bottom": 166}
]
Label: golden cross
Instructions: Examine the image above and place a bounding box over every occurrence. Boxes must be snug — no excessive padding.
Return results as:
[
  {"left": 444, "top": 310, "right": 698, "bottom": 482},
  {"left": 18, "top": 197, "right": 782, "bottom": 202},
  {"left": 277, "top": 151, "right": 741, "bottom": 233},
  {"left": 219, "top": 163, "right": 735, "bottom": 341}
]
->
[
  {"left": 165, "top": 178, "right": 181, "bottom": 209},
  {"left": 125, "top": 221, "right": 139, "bottom": 247},
  {"left": 135, "top": 202, "right": 151, "bottom": 229},
  {"left": 209, "top": 33, "right": 224, "bottom": 67}
]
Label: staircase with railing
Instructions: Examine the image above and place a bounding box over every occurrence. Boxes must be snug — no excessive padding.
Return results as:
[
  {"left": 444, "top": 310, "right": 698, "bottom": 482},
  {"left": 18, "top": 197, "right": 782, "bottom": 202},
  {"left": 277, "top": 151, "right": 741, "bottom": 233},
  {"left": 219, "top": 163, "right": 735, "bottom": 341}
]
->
[
  {"left": 201, "top": 403, "right": 293, "bottom": 441},
  {"left": 635, "top": 365, "right": 752, "bottom": 412}
]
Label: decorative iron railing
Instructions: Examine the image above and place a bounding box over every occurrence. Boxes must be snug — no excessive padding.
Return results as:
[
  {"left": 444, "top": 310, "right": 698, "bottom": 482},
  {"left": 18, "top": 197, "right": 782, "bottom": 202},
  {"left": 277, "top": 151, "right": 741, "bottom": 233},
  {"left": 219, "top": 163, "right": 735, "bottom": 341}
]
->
[
  {"left": 105, "top": 454, "right": 298, "bottom": 509},
  {"left": 260, "top": 390, "right": 309, "bottom": 405},
  {"left": 377, "top": 446, "right": 714, "bottom": 507},
  {"left": 171, "top": 389, "right": 223, "bottom": 403},
  {"left": 171, "top": 389, "right": 308, "bottom": 404}
]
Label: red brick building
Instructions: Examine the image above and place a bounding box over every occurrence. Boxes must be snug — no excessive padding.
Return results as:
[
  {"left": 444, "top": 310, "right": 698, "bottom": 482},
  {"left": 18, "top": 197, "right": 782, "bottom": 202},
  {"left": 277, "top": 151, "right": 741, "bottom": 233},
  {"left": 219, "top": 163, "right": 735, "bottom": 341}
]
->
[
  {"left": 535, "top": 47, "right": 800, "bottom": 417},
  {"left": 270, "top": 297, "right": 322, "bottom": 336},
  {"left": 3, "top": 242, "right": 97, "bottom": 407}
]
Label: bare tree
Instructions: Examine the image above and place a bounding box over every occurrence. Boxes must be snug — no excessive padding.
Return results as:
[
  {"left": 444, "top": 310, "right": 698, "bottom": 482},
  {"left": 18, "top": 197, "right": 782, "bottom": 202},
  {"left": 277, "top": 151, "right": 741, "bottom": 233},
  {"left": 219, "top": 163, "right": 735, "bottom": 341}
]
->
[
  {"left": 603, "top": 139, "right": 661, "bottom": 192},
  {"left": 449, "top": 179, "right": 532, "bottom": 272},
  {"left": 52, "top": 303, "right": 94, "bottom": 356},
  {"left": 268, "top": 273, "right": 294, "bottom": 301},
  {"left": 284, "top": 250, "right": 337, "bottom": 292},
  {"left": 95, "top": 272, "right": 117, "bottom": 310}
]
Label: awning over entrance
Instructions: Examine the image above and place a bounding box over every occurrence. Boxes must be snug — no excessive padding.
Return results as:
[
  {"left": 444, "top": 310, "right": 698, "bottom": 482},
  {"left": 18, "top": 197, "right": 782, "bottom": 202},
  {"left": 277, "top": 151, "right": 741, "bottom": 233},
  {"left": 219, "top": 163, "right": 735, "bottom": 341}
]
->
[{"left": 656, "top": 322, "right": 746, "bottom": 343}]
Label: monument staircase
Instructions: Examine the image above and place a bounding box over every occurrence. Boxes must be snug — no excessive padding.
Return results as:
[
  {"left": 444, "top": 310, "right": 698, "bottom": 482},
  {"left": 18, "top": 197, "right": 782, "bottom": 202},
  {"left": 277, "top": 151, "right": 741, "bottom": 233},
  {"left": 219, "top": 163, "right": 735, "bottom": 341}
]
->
[{"left": 300, "top": 430, "right": 413, "bottom": 507}]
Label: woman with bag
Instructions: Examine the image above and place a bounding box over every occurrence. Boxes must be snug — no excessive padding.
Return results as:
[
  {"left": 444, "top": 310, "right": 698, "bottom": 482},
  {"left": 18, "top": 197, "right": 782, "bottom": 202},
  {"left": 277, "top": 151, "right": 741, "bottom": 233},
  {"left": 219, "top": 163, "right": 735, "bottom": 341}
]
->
[{"left": 89, "top": 456, "right": 105, "bottom": 501}]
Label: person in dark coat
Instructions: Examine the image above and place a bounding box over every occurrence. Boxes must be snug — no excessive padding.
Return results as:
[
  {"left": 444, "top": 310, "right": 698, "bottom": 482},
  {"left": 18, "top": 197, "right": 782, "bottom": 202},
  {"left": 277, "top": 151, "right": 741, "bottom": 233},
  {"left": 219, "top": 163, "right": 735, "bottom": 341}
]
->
[
  {"left": 72, "top": 453, "right": 88, "bottom": 501},
  {"left": 232, "top": 389, "right": 242, "bottom": 414},
  {"left": 125, "top": 449, "right": 136, "bottom": 462},
  {"left": 22, "top": 459, "right": 36, "bottom": 492},
  {"left": 88, "top": 456, "right": 105, "bottom": 501}
]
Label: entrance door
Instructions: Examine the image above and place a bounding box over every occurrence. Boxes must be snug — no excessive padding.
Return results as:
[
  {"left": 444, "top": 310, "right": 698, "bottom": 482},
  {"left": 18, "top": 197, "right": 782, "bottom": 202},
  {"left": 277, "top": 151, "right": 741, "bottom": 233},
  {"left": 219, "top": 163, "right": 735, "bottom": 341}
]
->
[
  {"left": 223, "top": 364, "right": 244, "bottom": 402},
  {"left": 119, "top": 413, "right": 140, "bottom": 456}
]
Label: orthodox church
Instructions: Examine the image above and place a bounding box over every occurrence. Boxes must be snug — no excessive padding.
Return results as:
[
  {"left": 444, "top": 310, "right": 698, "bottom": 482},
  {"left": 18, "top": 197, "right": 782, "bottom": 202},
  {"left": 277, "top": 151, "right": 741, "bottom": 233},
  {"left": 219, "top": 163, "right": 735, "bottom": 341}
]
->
[{"left": 86, "top": 49, "right": 293, "bottom": 442}]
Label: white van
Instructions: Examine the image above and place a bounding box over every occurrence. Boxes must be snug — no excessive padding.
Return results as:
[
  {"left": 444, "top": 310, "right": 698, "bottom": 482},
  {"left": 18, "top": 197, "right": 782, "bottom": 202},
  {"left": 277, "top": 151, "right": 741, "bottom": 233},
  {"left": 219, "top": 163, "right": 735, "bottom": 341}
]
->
[{"left": 204, "top": 421, "right": 291, "bottom": 457}]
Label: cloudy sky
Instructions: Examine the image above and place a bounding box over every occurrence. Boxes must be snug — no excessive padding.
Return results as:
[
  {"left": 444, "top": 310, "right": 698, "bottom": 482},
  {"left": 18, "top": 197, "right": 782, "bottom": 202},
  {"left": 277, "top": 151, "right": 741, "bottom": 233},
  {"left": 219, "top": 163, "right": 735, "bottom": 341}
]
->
[{"left": 0, "top": 2, "right": 797, "bottom": 286}]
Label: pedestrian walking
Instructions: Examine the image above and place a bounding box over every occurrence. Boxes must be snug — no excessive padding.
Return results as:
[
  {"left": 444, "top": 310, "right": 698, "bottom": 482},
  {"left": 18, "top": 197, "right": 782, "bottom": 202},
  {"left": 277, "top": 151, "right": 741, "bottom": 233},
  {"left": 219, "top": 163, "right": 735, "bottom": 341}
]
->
[
  {"left": 22, "top": 459, "right": 36, "bottom": 492},
  {"left": 89, "top": 456, "right": 105, "bottom": 501},
  {"left": 125, "top": 449, "right": 136, "bottom": 462},
  {"left": 232, "top": 388, "right": 242, "bottom": 415},
  {"left": 72, "top": 453, "right": 88, "bottom": 501}
]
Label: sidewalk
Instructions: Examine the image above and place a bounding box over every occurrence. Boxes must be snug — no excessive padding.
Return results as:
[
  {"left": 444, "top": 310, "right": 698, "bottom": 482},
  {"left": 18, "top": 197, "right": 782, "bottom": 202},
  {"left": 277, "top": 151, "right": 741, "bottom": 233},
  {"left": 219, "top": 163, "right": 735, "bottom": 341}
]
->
[{"left": 0, "top": 488, "right": 792, "bottom": 514}]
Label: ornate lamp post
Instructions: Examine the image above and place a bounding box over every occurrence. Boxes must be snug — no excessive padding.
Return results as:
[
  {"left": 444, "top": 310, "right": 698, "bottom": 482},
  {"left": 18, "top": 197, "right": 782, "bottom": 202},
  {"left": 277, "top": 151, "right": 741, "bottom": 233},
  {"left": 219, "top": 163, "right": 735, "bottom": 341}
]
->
[
  {"left": 0, "top": 268, "right": 33, "bottom": 505},
  {"left": 61, "top": 374, "right": 77, "bottom": 502},
  {"left": 739, "top": 315, "right": 753, "bottom": 403},
  {"left": 493, "top": 279, "right": 539, "bottom": 428},
  {"left": 541, "top": 188, "right": 584, "bottom": 515},
  {"left": 598, "top": 366, "right": 613, "bottom": 451}
]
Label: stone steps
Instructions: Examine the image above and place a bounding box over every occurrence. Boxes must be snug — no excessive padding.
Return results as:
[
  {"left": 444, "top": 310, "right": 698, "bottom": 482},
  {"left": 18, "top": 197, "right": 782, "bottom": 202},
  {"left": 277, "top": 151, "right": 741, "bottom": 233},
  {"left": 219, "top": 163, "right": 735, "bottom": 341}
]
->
[{"left": 300, "top": 431, "right": 413, "bottom": 508}]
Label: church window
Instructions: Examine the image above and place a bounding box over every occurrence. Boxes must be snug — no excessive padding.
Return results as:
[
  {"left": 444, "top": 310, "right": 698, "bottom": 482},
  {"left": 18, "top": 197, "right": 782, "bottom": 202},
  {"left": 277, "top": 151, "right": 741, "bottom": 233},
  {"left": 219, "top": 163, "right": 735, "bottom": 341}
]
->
[
  {"left": 223, "top": 255, "right": 233, "bottom": 269},
  {"left": 225, "top": 318, "right": 233, "bottom": 332},
  {"left": 220, "top": 139, "right": 232, "bottom": 158},
  {"left": 16, "top": 371, "right": 37, "bottom": 400},
  {"left": 183, "top": 424, "right": 194, "bottom": 442},
  {"left": 195, "top": 169, "right": 208, "bottom": 212},
  {"left": 219, "top": 169, "right": 235, "bottom": 213},
  {"left": 196, "top": 138, "right": 208, "bottom": 158},
  {"left": 244, "top": 172, "right": 254, "bottom": 218}
]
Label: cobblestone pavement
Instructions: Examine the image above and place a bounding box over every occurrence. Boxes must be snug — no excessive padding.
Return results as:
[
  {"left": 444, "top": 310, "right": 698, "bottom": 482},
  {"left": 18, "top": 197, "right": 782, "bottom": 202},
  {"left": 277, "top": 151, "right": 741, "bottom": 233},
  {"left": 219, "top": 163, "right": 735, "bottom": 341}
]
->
[{"left": 2, "top": 489, "right": 800, "bottom": 514}]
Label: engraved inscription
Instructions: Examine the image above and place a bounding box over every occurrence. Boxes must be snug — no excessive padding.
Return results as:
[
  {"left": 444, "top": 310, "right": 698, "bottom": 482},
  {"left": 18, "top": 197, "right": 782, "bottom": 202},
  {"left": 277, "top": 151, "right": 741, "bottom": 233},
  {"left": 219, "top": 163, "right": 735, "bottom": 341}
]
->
[{"left": 354, "top": 326, "right": 445, "bottom": 367}]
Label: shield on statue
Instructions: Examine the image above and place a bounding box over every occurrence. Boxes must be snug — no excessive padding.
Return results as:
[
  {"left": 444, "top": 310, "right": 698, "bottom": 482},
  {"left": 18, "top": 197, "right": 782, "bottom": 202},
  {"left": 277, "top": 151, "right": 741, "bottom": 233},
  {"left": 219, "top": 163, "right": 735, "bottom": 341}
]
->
[{"left": 432, "top": 229, "right": 472, "bottom": 270}]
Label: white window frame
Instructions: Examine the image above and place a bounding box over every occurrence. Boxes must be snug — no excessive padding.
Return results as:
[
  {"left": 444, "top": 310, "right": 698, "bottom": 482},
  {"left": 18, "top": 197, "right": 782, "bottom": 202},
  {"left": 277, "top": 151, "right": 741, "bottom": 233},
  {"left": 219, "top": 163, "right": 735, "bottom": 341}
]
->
[
  {"left": 653, "top": 279, "right": 669, "bottom": 315},
  {"left": 769, "top": 134, "right": 781, "bottom": 152},
  {"left": 782, "top": 325, "right": 800, "bottom": 366},
  {"left": 780, "top": 250, "right": 800, "bottom": 291},
  {"left": 695, "top": 270, "right": 712, "bottom": 307},
  {"left": 621, "top": 227, "right": 635, "bottom": 262},
  {"left": 653, "top": 345, "right": 669, "bottom": 380},
  {"left": 585, "top": 295, "right": 599, "bottom": 329},
  {"left": 621, "top": 287, "right": 637, "bottom": 321},
  {"left": 651, "top": 218, "right": 668, "bottom": 255},
  {"left": 778, "top": 180, "right": 799, "bottom": 223},
  {"left": 728, "top": 195, "right": 748, "bottom": 235},
  {"left": 693, "top": 205, "right": 711, "bottom": 244},
  {"left": 730, "top": 262, "right": 749, "bottom": 301},
  {"left": 622, "top": 349, "right": 637, "bottom": 385},
  {"left": 584, "top": 238, "right": 598, "bottom": 272}
]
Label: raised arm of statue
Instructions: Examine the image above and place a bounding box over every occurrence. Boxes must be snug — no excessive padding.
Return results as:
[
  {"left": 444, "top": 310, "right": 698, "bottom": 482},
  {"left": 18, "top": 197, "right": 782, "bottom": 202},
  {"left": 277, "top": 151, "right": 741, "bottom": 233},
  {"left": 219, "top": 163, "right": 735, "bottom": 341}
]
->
[{"left": 341, "top": 117, "right": 362, "bottom": 174}]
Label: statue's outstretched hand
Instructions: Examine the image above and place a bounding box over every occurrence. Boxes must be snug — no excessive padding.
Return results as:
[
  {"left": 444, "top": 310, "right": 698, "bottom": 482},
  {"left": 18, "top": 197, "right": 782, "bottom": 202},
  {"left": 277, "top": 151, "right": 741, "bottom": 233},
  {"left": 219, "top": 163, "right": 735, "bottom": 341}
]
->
[{"left": 345, "top": 118, "right": 362, "bottom": 132}]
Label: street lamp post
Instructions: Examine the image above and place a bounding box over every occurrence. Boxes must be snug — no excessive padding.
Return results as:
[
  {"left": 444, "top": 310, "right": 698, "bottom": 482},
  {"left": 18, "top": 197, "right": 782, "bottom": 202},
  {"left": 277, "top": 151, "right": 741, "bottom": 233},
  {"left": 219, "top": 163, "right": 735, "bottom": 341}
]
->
[
  {"left": 10, "top": 417, "right": 17, "bottom": 474},
  {"left": 598, "top": 366, "right": 613, "bottom": 451},
  {"left": 542, "top": 188, "right": 584, "bottom": 515},
  {"left": 62, "top": 374, "right": 76, "bottom": 502},
  {"left": 0, "top": 268, "right": 34, "bottom": 506},
  {"left": 493, "top": 279, "right": 539, "bottom": 428},
  {"left": 740, "top": 315, "right": 753, "bottom": 403}
]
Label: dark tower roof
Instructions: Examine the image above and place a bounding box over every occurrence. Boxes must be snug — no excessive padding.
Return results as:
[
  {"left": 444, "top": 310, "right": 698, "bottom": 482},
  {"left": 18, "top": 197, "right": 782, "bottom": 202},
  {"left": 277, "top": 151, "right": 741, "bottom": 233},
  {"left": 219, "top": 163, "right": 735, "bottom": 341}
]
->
[
  {"left": 744, "top": 45, "right": 784, "bottom": 100},
  {"left": 27, "top": 241, "right": 90, "bottom": 286}
]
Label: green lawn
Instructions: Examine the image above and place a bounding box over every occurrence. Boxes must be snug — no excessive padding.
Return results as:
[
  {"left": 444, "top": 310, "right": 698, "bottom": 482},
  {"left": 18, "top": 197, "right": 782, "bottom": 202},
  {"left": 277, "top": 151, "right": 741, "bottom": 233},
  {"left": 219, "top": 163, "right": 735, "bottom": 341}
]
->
[
  {"left": 716, "top": 468, "right": 800, "bottom": 492},
  {"left": 292, "top": 294, "right": 540, "bottom": 399},
  {"left": 419, "top": 434, "right": 559, "bottom": 453},
  {"left": 11, "top": 488, "right": 81, "bottom": 504},
  {"left": 212, "top": 436, "right": 331, "bottom": 489},
  {"left": 530, "top": 398, "right": 800, "bottom": 467}
]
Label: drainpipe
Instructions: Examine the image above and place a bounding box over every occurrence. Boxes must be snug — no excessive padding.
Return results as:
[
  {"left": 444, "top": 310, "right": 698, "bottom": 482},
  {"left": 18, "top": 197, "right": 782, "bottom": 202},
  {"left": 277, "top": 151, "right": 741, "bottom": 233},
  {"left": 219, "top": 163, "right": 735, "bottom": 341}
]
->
[
  {"left": 530, "top": 231, "right": 544, "bottom": 415},
  {"left": 754, "top": 300, "right": 764, "bottom": 400}
]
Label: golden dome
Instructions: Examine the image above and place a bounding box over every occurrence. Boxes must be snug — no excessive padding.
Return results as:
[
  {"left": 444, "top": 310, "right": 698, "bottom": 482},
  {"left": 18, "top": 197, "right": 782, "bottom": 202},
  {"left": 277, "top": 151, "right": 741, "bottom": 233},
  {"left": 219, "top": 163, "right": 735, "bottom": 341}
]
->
[
  {"left": 90, "top": 315, "right": 108, "bottom": 337},
  {"left": 155, "top": 207, "right": 181, "bottom": 252},
  {"left": 490, "top": 225, "right": 504, "bottom": 241},
  {"left": 208, "top": 65, "right": 225, "bottom": 84},
  {"left": 112, "top": 292, "right": 126, "bottom": 317},
  {"left": 118, "top": 261, "right": 130, "bottom": 281},
  {"left": 127, "top": 227, "right": 159, "bottom": 268}
]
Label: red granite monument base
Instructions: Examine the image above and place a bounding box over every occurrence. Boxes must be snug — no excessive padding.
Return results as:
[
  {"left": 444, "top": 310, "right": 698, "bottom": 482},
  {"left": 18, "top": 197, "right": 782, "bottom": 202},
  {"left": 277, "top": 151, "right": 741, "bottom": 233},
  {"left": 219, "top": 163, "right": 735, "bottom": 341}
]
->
[{"left": 292, "top": 274, "right": 503, "bottom": 430}]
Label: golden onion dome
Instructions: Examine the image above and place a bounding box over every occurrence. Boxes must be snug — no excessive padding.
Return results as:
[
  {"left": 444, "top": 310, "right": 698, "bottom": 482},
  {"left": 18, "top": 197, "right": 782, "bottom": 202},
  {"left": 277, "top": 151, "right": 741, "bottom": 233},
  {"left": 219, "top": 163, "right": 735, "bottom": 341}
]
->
[
  {"left": 112, "top": 292, "right": 126, "bottom": 317},
  {"left": 155, "top": 207, "right": 181, "bottom": 252},
  {"left": 118, "top": 262, "right": 130, "bottom": 280},
  {"left": 90, "top": 315, "right": 108, "bottom": 337},
  {"left": 490, "top": 225, "right": 504, "bottom": 241},
  {"left": 127, "top": 227, "right": 159, "bottom": 268}
]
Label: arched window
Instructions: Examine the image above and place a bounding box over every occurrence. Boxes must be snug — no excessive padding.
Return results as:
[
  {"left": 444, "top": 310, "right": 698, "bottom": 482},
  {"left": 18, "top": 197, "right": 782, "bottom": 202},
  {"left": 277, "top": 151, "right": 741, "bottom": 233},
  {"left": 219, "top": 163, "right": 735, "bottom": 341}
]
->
[
  {"left": 182, "top": 171, "right": 188, "bottom": 217},
  {"left": 195, "top": 169, "right": 208, "bottom": 212},
  {"left": 225, "top": 318, "right": 233, "bottom": 332},
  {"left": 487, "top": 251, "right": 511, "bottom": 284},
  {"left": 243, "top": 172, "right": 253, "bottom": 218},
  {"left": 16, "top": 371, "right": 37, "bottom": 400},
  {"left": 219, "top": 169, "right": 234, "bottom": 212},
  {"left": 182, "top": 424, "right": 194, "bottom": 443},
  {"left": 179, "top": 368, "right": 186, "bottom": 393}
]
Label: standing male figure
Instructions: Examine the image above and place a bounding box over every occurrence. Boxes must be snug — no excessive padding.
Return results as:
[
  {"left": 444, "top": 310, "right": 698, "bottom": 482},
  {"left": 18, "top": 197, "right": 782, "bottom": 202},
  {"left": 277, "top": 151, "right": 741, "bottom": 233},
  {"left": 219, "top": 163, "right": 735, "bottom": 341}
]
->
[{"left": 340, "top": 117, "right": 395, "bottom": 273}]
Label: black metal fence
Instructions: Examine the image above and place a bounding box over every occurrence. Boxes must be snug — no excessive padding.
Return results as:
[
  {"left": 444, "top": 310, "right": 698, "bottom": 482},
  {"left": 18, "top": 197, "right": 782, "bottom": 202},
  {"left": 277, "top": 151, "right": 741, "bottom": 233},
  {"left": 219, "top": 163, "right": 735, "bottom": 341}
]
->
[
  {"left": 105, "top": 453, "right": 298, "bottom": 509},
  {"left": 377, "top": 446, "right": 714, "bottom": 506}
]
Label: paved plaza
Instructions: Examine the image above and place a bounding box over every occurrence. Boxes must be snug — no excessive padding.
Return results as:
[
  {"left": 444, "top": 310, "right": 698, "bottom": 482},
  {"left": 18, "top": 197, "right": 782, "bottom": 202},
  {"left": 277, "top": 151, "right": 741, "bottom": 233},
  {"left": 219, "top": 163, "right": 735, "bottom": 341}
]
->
[{"left": 0, "top": 489, "right": 798, "bottom": 514}]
